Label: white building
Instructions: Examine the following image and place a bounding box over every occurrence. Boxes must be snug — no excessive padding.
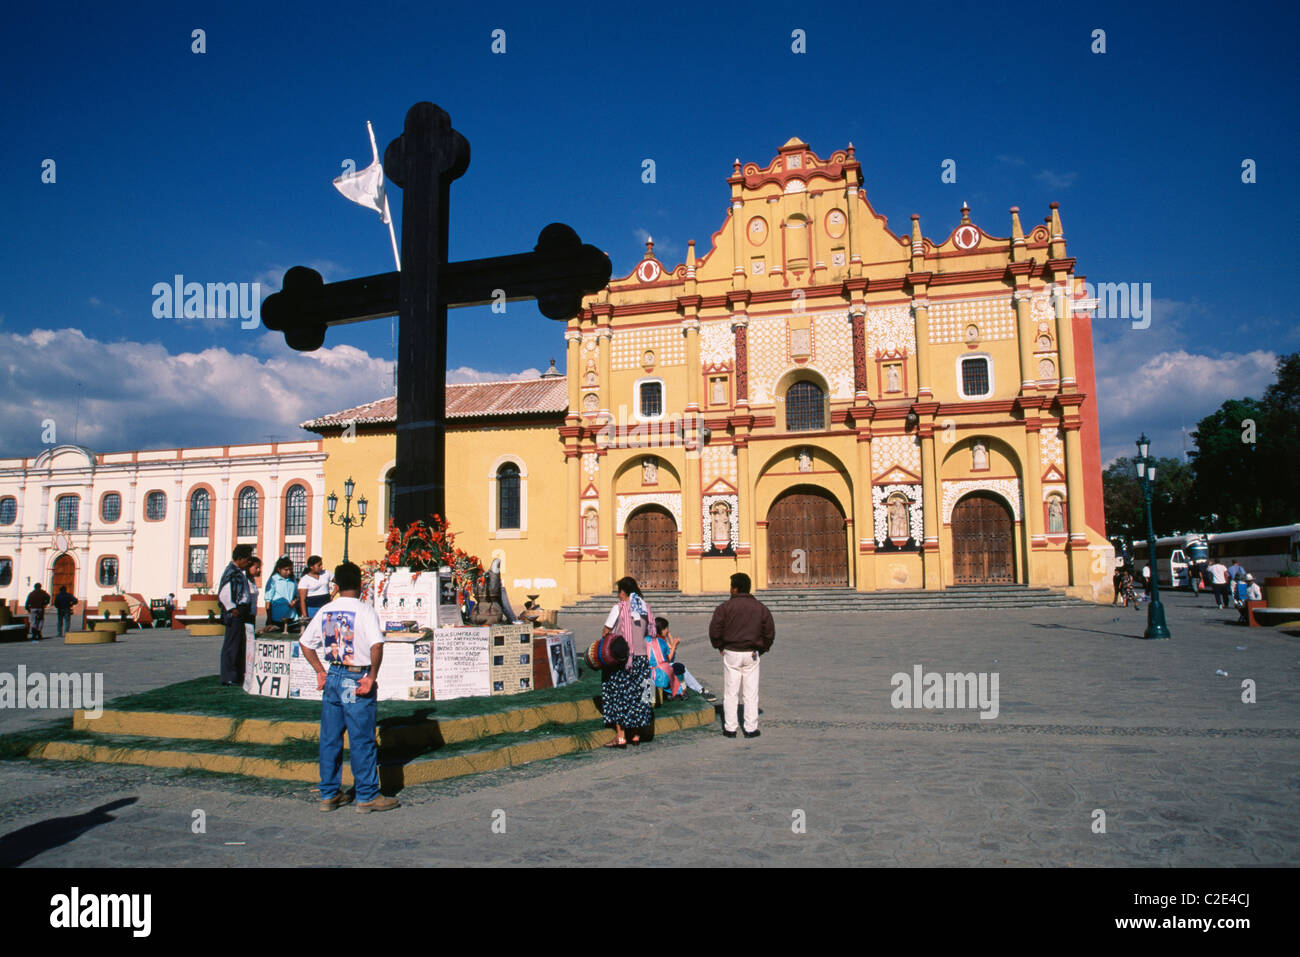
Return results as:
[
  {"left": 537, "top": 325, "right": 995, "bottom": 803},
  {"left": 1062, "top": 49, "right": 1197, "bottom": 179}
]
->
[{"left": 0, "top": 442, "right": 325, "bottom": 612}]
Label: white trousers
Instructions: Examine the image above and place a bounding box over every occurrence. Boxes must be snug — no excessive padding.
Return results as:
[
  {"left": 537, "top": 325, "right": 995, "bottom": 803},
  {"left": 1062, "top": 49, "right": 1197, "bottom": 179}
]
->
[{"left": 721, "top": 649, "right": 761, "bottom": 733}]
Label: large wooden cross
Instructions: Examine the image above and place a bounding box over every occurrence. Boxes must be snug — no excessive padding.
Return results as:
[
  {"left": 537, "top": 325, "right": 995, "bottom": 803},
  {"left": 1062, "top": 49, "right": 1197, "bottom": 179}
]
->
[{"left": 262, "top": 102, "right": 610, "bottom": 530}]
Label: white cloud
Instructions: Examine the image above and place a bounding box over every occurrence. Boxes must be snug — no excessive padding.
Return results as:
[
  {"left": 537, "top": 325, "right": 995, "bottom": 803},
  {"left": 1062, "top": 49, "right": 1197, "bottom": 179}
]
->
[
  {"left": 446, "top": 366, "right": 543, "bottom": 384},
  {"left": 0, "top": 327, "right": 392, "bottom": 456},
  {"left": 633, "top": 228, "right": 678, "bottom": 259}
]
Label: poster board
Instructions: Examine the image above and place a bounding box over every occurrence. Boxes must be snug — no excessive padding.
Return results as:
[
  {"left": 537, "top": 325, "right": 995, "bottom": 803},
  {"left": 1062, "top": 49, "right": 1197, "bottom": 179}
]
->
[
  {"left": 244, "top": 636, "right": 434, "bottom": 702},
  {"left": 545, "top": 631, "right": 580, "bottom": 689},
  {"left": 432, "top": 626, "right": 491, "bottom": 701},
  {"left": 373, "top": 568, "right": 439, "bottom": 632},
  {"left": 246, "top": 637, "right": 293, "bottom": 698}
]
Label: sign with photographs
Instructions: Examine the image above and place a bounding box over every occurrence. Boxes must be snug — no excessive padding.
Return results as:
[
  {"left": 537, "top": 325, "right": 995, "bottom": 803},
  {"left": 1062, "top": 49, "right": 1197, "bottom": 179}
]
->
[
  {"left": 432, "top": 626, "right": 491, "bottom": 700},
  {"left": 373, "top": 568, "right": 439, "bottom": 632},
  {"left": 545, "top": 631, "right": 579, "bottom": 688}
]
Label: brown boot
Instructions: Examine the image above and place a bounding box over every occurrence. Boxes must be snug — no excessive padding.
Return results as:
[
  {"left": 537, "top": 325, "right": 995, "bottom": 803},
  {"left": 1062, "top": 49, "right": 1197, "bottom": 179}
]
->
[
  {"left": 318, "top": 792, "right": 354, "bottom": 812},
  {"left": 354, "top": 795, "right": 400, "bottom": 814}
]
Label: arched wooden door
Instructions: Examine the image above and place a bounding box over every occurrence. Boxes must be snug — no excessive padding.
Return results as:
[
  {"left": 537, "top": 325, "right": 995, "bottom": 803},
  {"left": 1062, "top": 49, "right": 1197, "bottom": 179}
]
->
[
  {"left": 951, "top": 493, "right": 1015, "bottom": 584},
  {"left": 625, "top": 507, "right": 678, "bottom": 591},
  {"left": 766, "top": 487, "right": 849, "bottom": 587},
  {"left": 51, "top": 553, "right": 76, "bottom": 594}
]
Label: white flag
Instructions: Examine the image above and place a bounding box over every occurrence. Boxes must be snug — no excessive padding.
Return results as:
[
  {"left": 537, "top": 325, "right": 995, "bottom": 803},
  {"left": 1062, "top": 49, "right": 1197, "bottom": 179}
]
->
[{"left": 333, "top": 159, "right": 389, "bottom": 223}]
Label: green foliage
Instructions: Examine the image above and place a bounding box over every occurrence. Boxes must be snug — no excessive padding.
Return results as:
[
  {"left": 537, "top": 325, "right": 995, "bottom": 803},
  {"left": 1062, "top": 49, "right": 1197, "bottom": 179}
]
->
[{"left": 1103, "top": 455, "right": 1199, "bottom": 539}]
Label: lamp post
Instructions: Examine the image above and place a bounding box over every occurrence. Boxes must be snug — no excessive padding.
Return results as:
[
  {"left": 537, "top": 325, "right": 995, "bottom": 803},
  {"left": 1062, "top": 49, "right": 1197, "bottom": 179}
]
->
[
  {"left": 327, "top": 476, "right": 368, "bottom": 564},
  {"left": 1134, "top": 434, "right": 1171, "bottom": 639}
]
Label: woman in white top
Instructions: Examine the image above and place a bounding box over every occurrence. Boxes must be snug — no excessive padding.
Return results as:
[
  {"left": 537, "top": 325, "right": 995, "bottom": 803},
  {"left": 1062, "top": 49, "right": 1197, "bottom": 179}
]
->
[{"left": 298, "top": 555, "right": 335, "bottom": 621}]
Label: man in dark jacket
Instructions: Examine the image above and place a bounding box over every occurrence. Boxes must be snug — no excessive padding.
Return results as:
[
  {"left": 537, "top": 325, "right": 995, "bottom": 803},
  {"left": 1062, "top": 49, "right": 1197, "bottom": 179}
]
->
[
  {"left": 708, "top": 572, "right": 775, "bottom": 739},
  {"left": 52, "top": 586, "right": 77, "bottom": 637},
  {"left": 217, "top": 545, "right": 255, "bottom": 685},
  {"left": 25, "top": 584, "right": 51, "bottom": 641}
]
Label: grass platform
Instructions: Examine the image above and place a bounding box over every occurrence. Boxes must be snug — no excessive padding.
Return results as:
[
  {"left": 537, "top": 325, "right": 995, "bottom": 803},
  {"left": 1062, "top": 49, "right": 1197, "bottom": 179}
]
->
[{"left": 6, "top": 671, "right": 717, "bottom": 790}]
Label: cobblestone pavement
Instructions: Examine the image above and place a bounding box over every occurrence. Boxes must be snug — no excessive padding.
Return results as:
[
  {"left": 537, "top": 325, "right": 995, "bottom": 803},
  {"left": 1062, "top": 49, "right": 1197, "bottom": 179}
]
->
[{"left": 1, "top": 593, "right": 1297, "bottom": 866}]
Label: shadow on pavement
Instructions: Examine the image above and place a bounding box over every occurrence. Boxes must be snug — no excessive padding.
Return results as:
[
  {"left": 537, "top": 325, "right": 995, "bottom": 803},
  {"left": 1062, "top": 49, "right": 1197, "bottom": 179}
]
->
[{"left": 0, "top": 797, "right": 137, "bottom": 867}]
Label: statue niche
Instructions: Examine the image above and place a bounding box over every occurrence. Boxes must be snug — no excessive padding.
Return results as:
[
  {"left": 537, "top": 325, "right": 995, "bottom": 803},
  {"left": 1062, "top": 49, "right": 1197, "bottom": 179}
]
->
[{"left": 704, "top": 499, "right": 736, "bottom": 556}]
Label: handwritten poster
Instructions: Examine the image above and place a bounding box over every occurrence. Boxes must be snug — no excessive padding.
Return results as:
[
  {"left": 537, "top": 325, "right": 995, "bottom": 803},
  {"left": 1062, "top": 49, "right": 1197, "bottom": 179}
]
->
[
  {"left": 432, "top": 626, "right": 491, "bottom": 701},
  {"left": 247, "top": 638, "right": 293, "bottom": 699}
]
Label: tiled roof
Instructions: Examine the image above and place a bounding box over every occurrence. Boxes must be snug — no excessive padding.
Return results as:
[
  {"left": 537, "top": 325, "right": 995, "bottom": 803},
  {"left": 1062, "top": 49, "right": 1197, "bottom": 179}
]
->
[{"left": 300, "top": 377, "right": 568, "bottom": 431}]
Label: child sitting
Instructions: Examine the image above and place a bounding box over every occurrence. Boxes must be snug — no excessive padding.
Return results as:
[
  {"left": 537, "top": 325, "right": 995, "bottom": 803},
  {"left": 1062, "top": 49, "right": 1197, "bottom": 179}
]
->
[{"left": 652, "top": 616, "right": 716, "bottom": 702}]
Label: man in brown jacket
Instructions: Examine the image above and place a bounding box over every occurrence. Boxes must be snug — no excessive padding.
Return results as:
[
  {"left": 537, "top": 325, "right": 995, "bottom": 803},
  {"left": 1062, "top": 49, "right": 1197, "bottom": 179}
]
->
[{"left": 708, "top": 572, "right": 775, "bottom": 738}]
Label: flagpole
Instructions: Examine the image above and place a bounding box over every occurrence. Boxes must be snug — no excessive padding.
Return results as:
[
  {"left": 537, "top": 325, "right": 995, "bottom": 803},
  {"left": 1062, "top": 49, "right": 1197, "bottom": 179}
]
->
[{"left": 367, "top": 121, "right": 401, "bottom": 272}]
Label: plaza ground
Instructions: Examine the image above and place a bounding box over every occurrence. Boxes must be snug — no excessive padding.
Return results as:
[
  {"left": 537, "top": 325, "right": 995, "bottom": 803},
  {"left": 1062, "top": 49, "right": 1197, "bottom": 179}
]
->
[{"left": 0, "top": 591, "right": 1296, "bottom": 866}]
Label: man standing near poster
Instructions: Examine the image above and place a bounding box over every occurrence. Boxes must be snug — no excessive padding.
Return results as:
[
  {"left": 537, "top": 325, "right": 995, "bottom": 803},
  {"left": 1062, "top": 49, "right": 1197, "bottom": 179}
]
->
[
  {"left": 217, "top": 545, "right": 255, "bottom": 686},
  {"left": 299, "top": 561, "right": 399, "bottom": 814}
]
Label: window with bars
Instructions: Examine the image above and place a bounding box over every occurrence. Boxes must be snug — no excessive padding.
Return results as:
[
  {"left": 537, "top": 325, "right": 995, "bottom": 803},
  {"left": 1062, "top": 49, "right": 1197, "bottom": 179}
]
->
[
  {"left": 189, "top": 489, "right": 209, "bottom": 537},
  {"left": 0, "top": 497, "right": 16, "bottom": 525},
  {"left": 101, "top": 493, "right": 122, "bottom": 523},
  {"left": 386, "top": 469, "right": 396, "bottom": 523},
  {"left": 785, "top": 380, "right": 825, "bottom": 432},
  {"left": 286, "top": 543, "right": 306, "bottom": 578},
  {"left": 55, "top": 495, "right": 79, "bottom": 530},
  {"left": 237, "top": 487, "right": 259, "bottom": 537},
  {"left": 0, "top": 558, "right": 11, "bottom": 587},
  {"left": 97, "top": 556, "right": 118, "bottom": 587},
  {"left": 497, "top": 464, "right": 521, "bottom": 529},
  {"left": 638, "top": 380, "right": 663, "bottom": 418},
  {"left": 187, "top": 546, "right": 208, "bottom": 584},
  {"left": 145, "top": 491, "right": 166, "bottom": 521},
  {"left": 285, "top": 484, "right": 307, "bottom": 535},
  {"left": 960, "top": 357, "right": 991, "bottom": 398}
]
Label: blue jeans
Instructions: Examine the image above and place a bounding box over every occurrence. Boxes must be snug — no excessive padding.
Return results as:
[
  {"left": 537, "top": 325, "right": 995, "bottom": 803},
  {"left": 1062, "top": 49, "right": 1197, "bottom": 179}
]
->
[{"left": 319, "top": 667, "right": 379, "bottom": 802}]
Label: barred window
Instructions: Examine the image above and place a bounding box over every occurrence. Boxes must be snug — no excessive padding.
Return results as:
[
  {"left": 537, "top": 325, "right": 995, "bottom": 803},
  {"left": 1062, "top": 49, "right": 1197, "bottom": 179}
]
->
[
  {"left": 286, "top": 543, "right": 306, "bottom": 578},
  {"left": 961, "top": 357, "right": 991, "bottom": 398},
  {"left": 55, "top": 495, "right": 79, "bottom": 530},
  {"left": 0, "top": 558, "right": 11, "bottom": 587},
  {"left": 145, "top": 491, "right": 167, "bottom": 521},
  {"left": 497, "top": 464, "right": 520, "bottom": 529},
  {"left": 638, "top": 381, "right": 663, "bottom": 418},
  {"left": 0, "top": 497, "right": 16, "bottom": 525},
  {"left": 785, "top": 380, "right": 825, "bottom": 432},
  {"left": 386, "top": 468, "right": 396, "bottom": 523},
  {"left": 189, "top": 489, "right": 210, "bottom": 537},
  {"left": 285, "top": 484, "right": 307, "bottom": 535},
  {"left": 97, "top": 556, "right": 118, "bottom": 587},
  {"left": 237, "top": 487, "right": 258, "bottom": 537},
  {"left": 187, "top": 545, "right": 208, "bottom": 584},
  {"left": 101, "top": 493, "right": 122, "bottom": 523}
]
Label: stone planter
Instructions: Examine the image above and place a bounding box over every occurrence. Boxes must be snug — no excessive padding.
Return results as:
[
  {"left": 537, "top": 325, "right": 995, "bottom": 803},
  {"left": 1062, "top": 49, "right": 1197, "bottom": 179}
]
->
[{"left": 1263, "top": 576, "right": 1300, "bottom": 609}]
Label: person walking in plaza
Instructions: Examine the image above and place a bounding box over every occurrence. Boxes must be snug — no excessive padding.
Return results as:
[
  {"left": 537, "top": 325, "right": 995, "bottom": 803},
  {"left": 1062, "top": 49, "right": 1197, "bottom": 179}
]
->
[
  {"left": 709, "top": 572, "right": 775, "bottom": 738},
  {"left": 1140, "top": 563, "right": 1152, "bottom": 600},
  {"left": 1226, "top": 557, "right": 1246, "bottom": 584},
  {"left": 217, "top": 545, "right": 255, "bottom": 685},
  {"left": 298, "top": 561, "right": 398, "bottom": 814},
  {"left": 1206, "top": 558, "right": 1230, "bottom": 609},
  {"left": 599, "top": 576, "right": 656, "bottom": 748},
  {"left": 52, "top": 585, "right": 76, "bottom": 638},
  {"left": 297, "top": 555, "right": 334, "bottom": 621},
  {"left": 24, "top": 583, "right": 50, "bottom": 641}
]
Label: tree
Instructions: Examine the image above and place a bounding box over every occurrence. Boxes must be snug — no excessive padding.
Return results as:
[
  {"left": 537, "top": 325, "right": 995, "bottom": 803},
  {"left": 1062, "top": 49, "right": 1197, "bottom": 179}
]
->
[{"left": 1104, "top": 455, "right": 1200, "bottom": 543}]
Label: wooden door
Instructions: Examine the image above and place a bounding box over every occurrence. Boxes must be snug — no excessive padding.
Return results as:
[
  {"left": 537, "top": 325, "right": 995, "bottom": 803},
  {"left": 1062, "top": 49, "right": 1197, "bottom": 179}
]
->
[
  {"left": 951, "top": 494, "right": 1015, "bottom": 584},
  {"left": 625, "top": 507, "right": 678, "bottom": 591},
  {"left": 766, "top": 488, "right": 849, "bottom": 587},
  {"left": 51, "top": 553, "right": 76, "bottom": 595}
]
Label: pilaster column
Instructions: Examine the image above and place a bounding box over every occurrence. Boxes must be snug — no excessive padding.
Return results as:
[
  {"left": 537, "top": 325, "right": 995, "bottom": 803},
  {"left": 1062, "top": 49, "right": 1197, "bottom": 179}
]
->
[
  {"left": 564, "top": 328, "right": 582, "bottom": 414},
  {"left": 854, "top": 429, "right": 876, "bottom": 591},
  {"left": 910, "top": 290, "right": 933, "bottom": 398},
  {"left": 731, "top": 315, "right": 749, "bottom": 407},
  {"left": 596, "top": 326, "right": 612, "bottom": 416},
  {"left": 1014, "top": 289, "right": 1037, "bottom": 393},
  {"left": 1054, "top": 277, "right": 1079, "bottom": 390},
  {"left": 563, "top": 449, "right": 581, "bottom": 599},
  {"left": 1062, "top": 422, "right": 1091, "bottom": 584},
  {"left": 1023, "top": 419, "right": 1046, "bottom": 554},
  {"left": 918, "top": 422, "right": 941, "bottom": 589}
]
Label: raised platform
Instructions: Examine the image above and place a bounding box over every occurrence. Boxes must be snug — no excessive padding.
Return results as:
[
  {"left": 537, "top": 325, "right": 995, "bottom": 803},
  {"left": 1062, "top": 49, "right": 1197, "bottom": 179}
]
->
[
  {"left": 16, "top": 672, "right": 716, "bottom": 790},
  {"left": 562, "top": 584, "right": 1092, "bottom": 615}
]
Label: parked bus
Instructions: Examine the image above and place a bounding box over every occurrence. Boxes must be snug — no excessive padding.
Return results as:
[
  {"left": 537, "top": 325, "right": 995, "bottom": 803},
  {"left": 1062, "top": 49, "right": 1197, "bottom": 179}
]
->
[{"left": 1133, "top": 525, "right": 1299, "bottom": 589}]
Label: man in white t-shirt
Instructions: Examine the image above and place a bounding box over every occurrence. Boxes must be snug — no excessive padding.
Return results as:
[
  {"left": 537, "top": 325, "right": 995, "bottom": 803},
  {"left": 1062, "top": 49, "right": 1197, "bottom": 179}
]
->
[
  {"left": 1206, "top": 560, "right": 1230, "bottom": 609},
  {"left": 299, "top": 561, "right": 398, "bottom": 814}
]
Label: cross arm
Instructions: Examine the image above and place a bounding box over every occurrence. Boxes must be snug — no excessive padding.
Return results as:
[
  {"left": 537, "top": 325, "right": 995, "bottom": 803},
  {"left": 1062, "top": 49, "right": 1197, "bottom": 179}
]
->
[{"left": 261, "top": 268, "right": 400, "bottom": 351}]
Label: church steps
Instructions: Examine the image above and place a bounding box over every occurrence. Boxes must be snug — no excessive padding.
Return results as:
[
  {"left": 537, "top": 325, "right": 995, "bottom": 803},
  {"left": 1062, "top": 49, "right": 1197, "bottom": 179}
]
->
[{"left": 560, "top": 587, "right": 1090, "bottom": 615}]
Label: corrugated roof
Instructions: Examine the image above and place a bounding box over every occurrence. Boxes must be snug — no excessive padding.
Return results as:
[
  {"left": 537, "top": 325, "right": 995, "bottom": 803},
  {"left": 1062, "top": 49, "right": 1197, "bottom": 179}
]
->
[{"left": 301, "top": 377, "right": 568, "bottom": 431}]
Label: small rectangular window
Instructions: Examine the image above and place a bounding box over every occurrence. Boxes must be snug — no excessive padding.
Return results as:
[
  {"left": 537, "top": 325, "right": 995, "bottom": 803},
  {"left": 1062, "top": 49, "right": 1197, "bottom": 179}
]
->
[
  {"left": 961, "top": 357, "right": 990, "bottom": 397},
  {"left": 639, "top": 381, "right": 663, "bottom": 418},
  {"left": 97, "top": 557, "right": 118, "bottom": 587},
  {"left": 493, "top": 655, "right": 504, "bottom": 666},
  {"left": 187, "top": 546, "right": 208, "bottom": 585}
]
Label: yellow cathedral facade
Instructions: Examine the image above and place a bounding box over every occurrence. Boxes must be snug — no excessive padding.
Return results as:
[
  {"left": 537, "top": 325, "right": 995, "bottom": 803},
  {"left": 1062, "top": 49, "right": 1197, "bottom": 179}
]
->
[{"left": 305, "top": 138, "right": 1114, "bottom": 606}]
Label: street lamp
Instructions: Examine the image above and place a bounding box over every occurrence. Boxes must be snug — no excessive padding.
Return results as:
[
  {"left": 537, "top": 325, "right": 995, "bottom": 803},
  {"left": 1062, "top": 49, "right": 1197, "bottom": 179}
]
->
[
  {"left": 327, "top": 476, "right": 368, "bottom": 563},
  {"left": 1134, "top": 433, "right": 1171, "bottom": 639}
]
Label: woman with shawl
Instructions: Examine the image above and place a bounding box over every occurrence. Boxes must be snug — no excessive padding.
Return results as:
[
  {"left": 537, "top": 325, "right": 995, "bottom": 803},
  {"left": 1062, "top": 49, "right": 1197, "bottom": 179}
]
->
[{"left": 599, "top": 576, "right": 656, "bottom": 747}]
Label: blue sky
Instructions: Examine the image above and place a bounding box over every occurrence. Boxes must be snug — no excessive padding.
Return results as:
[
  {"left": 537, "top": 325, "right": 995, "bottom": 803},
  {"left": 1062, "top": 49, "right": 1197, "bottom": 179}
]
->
[{"left": 2, "top": 0, "right": 1297, "bottom": 464}]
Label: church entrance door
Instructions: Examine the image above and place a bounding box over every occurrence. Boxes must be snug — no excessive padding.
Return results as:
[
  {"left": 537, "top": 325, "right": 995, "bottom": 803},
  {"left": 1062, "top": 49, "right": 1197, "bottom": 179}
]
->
[
  {"left": 951, "top": 493, "right": 1015, "bottom": 584},
  {"left": 625, "top": 507, "right": 678, "bottom": 591},
  {"left": 51, "top": 553, "right": 76, "bottom": 595},
  {"left": 765, "top": 487, "right": 849, "bottom": 587}
]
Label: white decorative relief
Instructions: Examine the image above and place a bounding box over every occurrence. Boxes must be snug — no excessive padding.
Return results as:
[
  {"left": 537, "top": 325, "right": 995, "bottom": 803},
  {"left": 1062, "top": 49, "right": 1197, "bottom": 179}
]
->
[
  {"left": 942, "top": 479, "right": 1023, "bottom": 523},
  {"left": 871, "top": 484, "right": 924, "bottom": 547},
  {"left": 928, "top": 297, "right": 1017, "bottom": 345},
  {"left": 1039, "top": 427, "right": 1064, "bottom": 469},
  {"left": 866, "top": 305, "right": 915, "bottom": 356},
  {"left": 701, "top": 445, "right": 738, "bottom": 487},
  {"left": 812, "top": 312, "right": 854, "bottom": 399},
  {"left": 616, "top": 493, "right": 682, "bottom": 533},
  {"left": 610, "top": 327, "right": 686, "bottom": 370},
  {"left": 702, "top": 493, "right": 740, "bottom": 551},
  {"left": 700, "top": 320, "right": 735, "bottom": 366},
  {"left": 871, "top": 433, "right": 921, "bottom": 476},
  {"left": 582, "top": 453, "right": 599, "bottom": 480}
]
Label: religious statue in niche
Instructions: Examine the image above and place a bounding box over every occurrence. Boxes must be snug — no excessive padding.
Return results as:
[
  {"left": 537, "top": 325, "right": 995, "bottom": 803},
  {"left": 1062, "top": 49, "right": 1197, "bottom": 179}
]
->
[
  {"left": 972, "top": 440, "right": 989, "bottom": 471},
  {"left": 585, "top": 371, "right": 597, "bottom": 386},
  {"left": 642, "top": 457, "right": 658, "bottom": 484},
  {"left": 705, "top": 500, "right": 736, "bottom": 556},
  {"left": 1047, "top": 496, "right": 1065, "bottom": 534},
  {"left": 711, "top": 377, "right": 727, "bottom": 405},
  {"left": 886, "top": 363, "right": 901, "bottom": 393},
  {"left": 582, "top": 393, "right": 598, "bottom": 412},
  {"left": 887, "top": 493, "right": 910, "bottom": 543},
  {"left": 1037, "top": 334, "right": 1052, "bottom": 350},
  {"left": 797, "top": 447, "right": 813, "bottom": 472},
  {"left": 1038, "top": 357, "right": 1056, "bottom": 379},
  {"left": 583, "top": 509, "right": 599, "bottom": 546}
]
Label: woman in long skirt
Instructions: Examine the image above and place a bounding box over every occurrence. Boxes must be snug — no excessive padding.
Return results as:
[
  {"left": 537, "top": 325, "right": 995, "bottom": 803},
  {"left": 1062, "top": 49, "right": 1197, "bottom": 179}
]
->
[{"left": 600, "top": 576, "right": 655, "bottom": 747}]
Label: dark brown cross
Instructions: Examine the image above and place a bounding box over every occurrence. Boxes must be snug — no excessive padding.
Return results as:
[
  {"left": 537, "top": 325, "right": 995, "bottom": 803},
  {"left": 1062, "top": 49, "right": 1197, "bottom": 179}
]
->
[{"left": 262, "top": 102, "right": 610, "bottom": 529}]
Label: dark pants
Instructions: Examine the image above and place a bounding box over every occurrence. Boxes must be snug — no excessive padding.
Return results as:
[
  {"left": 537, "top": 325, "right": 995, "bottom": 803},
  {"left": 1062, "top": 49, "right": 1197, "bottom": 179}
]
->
[
  {"left": 219, "top": 609, "right": 248, "bottom": 684},
  {"left": 56, "top": 611, "right": 71, "bottom": 636},
  {"left": 1211, "top": 583, "right": 1229, "bottom": 608}
]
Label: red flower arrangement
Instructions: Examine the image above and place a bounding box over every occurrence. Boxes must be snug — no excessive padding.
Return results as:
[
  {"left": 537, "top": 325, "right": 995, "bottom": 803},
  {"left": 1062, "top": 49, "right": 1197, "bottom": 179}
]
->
[{"left": 376, "top": 515, "right": 485, "bottom": 594}]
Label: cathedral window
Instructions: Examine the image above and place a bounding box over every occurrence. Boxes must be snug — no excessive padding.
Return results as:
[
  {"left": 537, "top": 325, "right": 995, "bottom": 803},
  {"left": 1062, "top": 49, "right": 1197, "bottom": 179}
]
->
[
  {"left": 497, "top": 464, "right": 521, "bottom": 529},
  {"left": 785, "top": 380, "right": 826, "bottom": 432},
  {"left": 636, "top": 378, "right": 664, "bottom": 420},
  {"left": 958, "top": 356, "right": 993, "bottom": 399}
]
